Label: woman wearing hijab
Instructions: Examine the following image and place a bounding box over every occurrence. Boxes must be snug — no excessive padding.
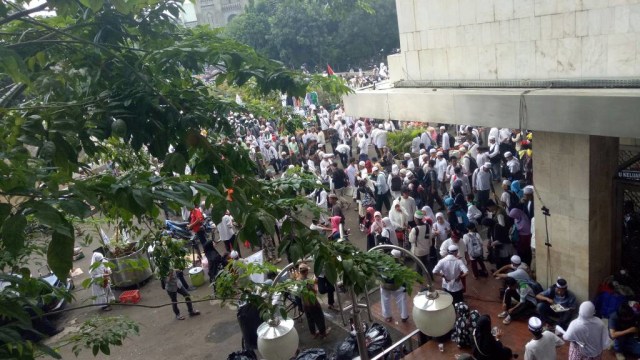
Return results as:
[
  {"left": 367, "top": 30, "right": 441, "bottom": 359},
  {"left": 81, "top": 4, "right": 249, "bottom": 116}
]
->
[
  {"left": 452, "top": 302, "right": 481, "bottom": 348},
  {"left": 563, "top": 301, "right": 611, "bottom": 360},
  {"left": 364, "top": 207, "right": 376, "bottom": 250},
  {"left": 328, "top": 215, "right": 342, "bottom": 240},
  {"left": 511, "top": 180, "right": 524, "bottom": 199},
  {"left": 380, "top": 217, "right": 398, "bottom": 246},
  {"left": 388, "top": 164, "right": 402, "bottom": 200},
  {"left": 509, "top": 208, "right": 532, "bottom": 266},
  {"left": 473, "top": 315, "right": 514, "bottom": 360},
  {"left": 89, "top": 252, "right": 115, "bottom": 311},
  {"left": 432, "top": 212, "right": 451, "bottom": 250},
  {"left": 421, "top": 205, "right": 436, "bottom": 223}
]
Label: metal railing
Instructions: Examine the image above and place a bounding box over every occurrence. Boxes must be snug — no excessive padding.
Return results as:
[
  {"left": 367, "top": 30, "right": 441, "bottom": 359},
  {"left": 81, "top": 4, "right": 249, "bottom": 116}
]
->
[{"left": 370, "top": 329, "right": 421, "bottom": 360}]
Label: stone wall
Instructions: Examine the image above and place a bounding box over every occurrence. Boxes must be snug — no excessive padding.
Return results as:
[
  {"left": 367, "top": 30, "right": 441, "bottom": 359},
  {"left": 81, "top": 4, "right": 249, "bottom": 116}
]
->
[
  {"left": 534, "top": 131, "right": 617, "bottom": 301},
  {"left": 395, "top": 0, "right": 640, "bottom": 81}
]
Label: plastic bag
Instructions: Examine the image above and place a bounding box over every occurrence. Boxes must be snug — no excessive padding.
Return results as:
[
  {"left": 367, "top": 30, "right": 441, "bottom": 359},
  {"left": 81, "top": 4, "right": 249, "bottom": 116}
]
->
[
  {"left": 366, "top": 323, "right": 392, "bottom": 358},
  {"left": 295, "top": 348, "right": 327, "bottom": 360},
  {"left": 227, "top": 350, "right": 257, "bottom": 360},
  {"left": 334, "top": 336, "right": 358, "bottom": 360}
]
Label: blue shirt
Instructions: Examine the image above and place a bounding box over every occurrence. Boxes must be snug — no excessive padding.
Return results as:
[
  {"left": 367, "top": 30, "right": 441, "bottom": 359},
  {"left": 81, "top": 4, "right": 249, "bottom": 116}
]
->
[{"left": 540, "top": 287, "right": 576, "bottom": 309}]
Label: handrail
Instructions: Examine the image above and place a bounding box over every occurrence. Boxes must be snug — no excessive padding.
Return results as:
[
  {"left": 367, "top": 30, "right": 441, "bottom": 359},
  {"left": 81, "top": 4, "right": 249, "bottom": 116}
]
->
[{"left": 370, "top": 329, "right": 421, "bottom": 360}]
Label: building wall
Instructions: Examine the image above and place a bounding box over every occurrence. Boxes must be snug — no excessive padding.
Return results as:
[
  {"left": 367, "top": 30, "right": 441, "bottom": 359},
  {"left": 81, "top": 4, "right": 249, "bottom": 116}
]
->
[
  {"left": 534, "top": 132, "right": 618, "bottom": 301},
  {"left": 395, "top": 0, "right": 640, "bottom": 81},
  {"left": 195, "top": 0, "right": 248, "bottom": 28}
]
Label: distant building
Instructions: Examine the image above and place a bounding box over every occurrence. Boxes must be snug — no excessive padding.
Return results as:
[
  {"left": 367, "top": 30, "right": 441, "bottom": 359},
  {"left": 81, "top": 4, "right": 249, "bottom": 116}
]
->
[{"left": 185, "top": 0, "right": 249, "bottom": 28}]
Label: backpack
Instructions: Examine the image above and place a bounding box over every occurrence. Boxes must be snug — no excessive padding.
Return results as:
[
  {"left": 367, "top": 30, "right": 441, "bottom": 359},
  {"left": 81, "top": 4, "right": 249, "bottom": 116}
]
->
[
  {"left": 467, "top": 232, "right": 483, "bottom": 259},
  {"left": 507, "top": 190, "right": 522, "bottom": 211},
  {"left": 448, "top": 134, "right": 455, "bottom": 148},
  {"left": 390, "top": 175, "right": 403, "bottom": 191},
  {"left": 519, "top": 279, "right": 544, "bottom": 295},
  {"left": 466, "top": 155, "right": 478, "bottom": 174}
]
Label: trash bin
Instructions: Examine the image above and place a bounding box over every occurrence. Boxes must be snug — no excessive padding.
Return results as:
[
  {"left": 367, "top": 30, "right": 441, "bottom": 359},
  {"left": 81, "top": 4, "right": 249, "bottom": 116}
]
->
[{"left": 189, "top": 267, "right": 205, "bottom": 287}]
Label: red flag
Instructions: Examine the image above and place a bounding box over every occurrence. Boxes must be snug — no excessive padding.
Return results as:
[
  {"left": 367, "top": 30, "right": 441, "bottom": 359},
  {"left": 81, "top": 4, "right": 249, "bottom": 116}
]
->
[{"left": 327, "top": 64, "right": 335, "bottom": 76}]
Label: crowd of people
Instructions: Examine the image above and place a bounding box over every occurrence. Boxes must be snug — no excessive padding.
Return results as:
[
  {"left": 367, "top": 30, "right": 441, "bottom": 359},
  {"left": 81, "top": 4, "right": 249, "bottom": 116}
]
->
[{"left": 90, "top": 105, "right": 639, "bottom": 359}]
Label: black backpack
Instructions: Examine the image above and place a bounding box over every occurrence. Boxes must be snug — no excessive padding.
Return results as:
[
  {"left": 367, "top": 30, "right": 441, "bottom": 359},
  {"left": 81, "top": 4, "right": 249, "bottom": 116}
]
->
[
  {"left": 466, "top": 155, "right": 478, "bottom": 174},
  {"left": 390, "top": 175, "right": 403, "bottom": 191},
  {"left": 448, "top": 134, "right": 455, "bottom": 148},
  {"left": 507, "top": 190, "right": 523, "bottom": 211}
]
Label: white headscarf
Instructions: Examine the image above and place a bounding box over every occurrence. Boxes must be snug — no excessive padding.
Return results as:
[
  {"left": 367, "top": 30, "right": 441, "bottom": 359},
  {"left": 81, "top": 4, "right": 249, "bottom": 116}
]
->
[
  {"left": 563, "top": 301, "right": 611, "bottom": 357},
  {"left": 381, "top": 217, "right": 398, "bottom": 245},
  {"left": 391, "top": 164, "right": 399, "bottom": 176},
  {"left": 89, "top": 252, "right": 106, "bottom": 278},
  {"left": 421, "top": 206, "right": 436, "bottom": 222},
  {"left": 91, "top": 252, "right": 104, "bottom": 266}
]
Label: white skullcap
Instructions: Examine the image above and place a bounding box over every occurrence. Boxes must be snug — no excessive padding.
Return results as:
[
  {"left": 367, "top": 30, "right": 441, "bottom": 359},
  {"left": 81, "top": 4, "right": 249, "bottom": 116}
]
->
[
  {"left": 528, "top": 317, "right": 543, "bottom": 332},
  {"left": 288, "top": 165, "right": 294, "bottom": 169},
  {"left": 489, "top": 136, "right": 496, "bottom": 140},
  {"left": 420, "top": 149, "right": 426, "bottom": 154},
  {"left": 447, "top": 244, "right": 459, "bottom": 253},
  {"left": 378, "top": 124, "right": 383, "bottom": 129},
  {"left": 440, "top": 126, "right": 446, "bottom": 130},
  {"left": 502, "top": 180, "right": 511, "bottom": 186},
  {"left": 359, "top": 161, "right": 365, "bottom": 166},
  {"left": 524, "top": 186, "right": 534, "bottom": 195},
  {"left": 436, "top": 151, "right": 443, "bottom": 156},
  {"left": 390, "top": 249, "right": 402, "bottom": 258},
  {"left": 404, "top": 153, "right": 411, "bottom": 158},
  {"left": 230, "top": 250, "right": 239, "bottom": 259},
  {"left": 504, "top": 151, "right": 513, "bottom": 158},
  {"left": 483, "top": 163, "right": 491, "bottom": 169},
  {"left": 372, "top": 166, "right": 379, "bottom": 171},
  {"left": 429, "top": 148, "right": 437, "bottom": 153},
  {"left": 510, "top": 255, "right": 521, "bottom": 265}
]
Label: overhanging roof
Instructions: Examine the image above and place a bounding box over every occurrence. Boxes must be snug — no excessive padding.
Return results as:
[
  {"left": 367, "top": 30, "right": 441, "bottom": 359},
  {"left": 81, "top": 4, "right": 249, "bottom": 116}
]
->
[{"left": 343, "top": 87, "right": 640, "bottom": 139}]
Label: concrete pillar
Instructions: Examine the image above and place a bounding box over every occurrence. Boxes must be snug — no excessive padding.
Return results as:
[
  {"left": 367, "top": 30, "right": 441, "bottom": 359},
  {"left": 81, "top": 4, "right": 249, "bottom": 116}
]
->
[{"left": 534, "top": 132, "right": 618, "bottom": 301}]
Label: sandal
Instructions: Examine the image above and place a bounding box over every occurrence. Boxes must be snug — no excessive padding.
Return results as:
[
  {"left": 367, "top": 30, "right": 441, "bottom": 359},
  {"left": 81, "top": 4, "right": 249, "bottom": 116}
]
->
[{"left": 176, "top": 315, "right": 185, "bottom": 320}]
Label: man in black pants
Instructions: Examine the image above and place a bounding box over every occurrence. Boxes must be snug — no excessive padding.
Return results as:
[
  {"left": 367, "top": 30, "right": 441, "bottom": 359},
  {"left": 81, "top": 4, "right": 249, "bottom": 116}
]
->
[
  {"left": 164, "top": 270, "right": 200, "bottom": 320},
  {"left": 498, "top": 277, "right": 536, "bottom": 325}
]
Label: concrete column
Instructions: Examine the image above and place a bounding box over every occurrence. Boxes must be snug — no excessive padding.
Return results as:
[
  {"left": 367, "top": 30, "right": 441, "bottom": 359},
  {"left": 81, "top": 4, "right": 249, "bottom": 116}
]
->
[{"left": 534, "top": 132, "right": 618, "bottom": 301}]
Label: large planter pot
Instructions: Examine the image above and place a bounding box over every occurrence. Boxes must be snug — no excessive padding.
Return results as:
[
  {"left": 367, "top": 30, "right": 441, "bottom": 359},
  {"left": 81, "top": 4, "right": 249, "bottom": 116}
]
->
[
  {"left": 257, "top": 319, "right": 299, "bottom": 360},
  {"left": 107, "top": 243, "right": 153, "bottom": 288}
]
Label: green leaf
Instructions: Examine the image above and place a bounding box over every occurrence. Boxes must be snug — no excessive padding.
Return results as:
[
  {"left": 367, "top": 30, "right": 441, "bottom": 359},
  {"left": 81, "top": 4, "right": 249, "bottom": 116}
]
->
[
  {"left": 79, "top": 0, "right": 103, "bottom": 12},
  {"left": 58, "top": 199, "right": 92, "bottom": 219},
  {"left": 0, "top": 48, "right": 30, "bottom": 84},
  {"left": 132, "top": 189, "right": 153, "bottom": 210},
  {"left": 23, "top": 201, "right": 72, "bottom": 237},
  {"left": 162, "top": 152, "right": 186, "bottom": 174},
  {"left": 0, "top": 203, "right": 11, "bottom": 228},
  {"left": 47, "top": 232, "right": 74, "bottom": 281},
  {"left": 1, "top": 214, "right": 27, "bottom": 256}
]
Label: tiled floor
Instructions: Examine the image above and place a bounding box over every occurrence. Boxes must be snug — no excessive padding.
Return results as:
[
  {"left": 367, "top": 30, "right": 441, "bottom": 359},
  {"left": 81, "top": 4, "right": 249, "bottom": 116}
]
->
[{"left": 362, "top": 272, "right": 618, "bottom": 360}]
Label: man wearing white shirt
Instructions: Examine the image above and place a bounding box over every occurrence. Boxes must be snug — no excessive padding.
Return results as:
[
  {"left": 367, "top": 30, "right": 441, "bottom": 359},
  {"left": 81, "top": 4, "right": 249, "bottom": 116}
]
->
[
  {"left": 370, "top": 125, "right": 382, "bottom": 157},
  {"left": 218, "top": 210, "right": 239, "bottom": 255},
  {"left": 524, "top": 316, "right": 564, "bottom": 360},
  {"left": 505, "top": 152, "right": 522, "bottom": 180},
  {"left": 435, "top": 152, "right": 448, "bottom": 195},
  {"left": 410, "top": 134, "right": 421, "bottom": 154},
  {"left": 374, "top": 125, "right": 387, "bottom": 157},
  {"left": 473, "top": 163, "right": 493, "bottom": 210},
  {"left": 433, "top": 244, "right": 468, "bottom": 304},
  {"left": 440, "top": 126, "right": 451, "bottom": 152},
  {"left": 420, "top": 131, "right": 432, "bottom": 150},
  {"left": 335, "top": 143, "right": 350, "bottom": 168},
  {"left": 488, "top": 136, "right": 502, "bottom": 181}
]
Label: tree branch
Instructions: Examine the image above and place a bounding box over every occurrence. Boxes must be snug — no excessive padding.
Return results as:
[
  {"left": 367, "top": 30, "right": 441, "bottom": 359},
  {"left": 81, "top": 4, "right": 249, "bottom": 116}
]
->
[{"left": 0, "top": 3, "right": 48, "bottom": 27}]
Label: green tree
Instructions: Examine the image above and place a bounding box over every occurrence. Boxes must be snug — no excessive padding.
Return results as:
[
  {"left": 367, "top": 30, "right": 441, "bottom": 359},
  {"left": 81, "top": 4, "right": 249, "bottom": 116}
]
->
[
  {"left": 225, "top": 0, "right": 398, "bottom": 71},
  {"left": 0, "top": 1, "right": 412, "bottom": 358}
]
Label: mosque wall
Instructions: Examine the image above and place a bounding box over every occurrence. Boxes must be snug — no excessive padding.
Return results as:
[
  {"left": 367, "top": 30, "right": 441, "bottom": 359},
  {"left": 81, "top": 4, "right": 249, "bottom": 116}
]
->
[{"left": 394, "top": 0, "right": 640, "bottom": 81}]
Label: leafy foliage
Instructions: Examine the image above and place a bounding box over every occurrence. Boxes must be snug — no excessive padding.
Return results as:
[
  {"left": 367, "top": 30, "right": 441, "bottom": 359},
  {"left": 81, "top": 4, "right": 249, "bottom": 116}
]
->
[
  {"left": 0, "top": 0, "right": 409, "bottom": 358},
  {"left": 225, "top": 0, "right": 399, "bottom": 71}
]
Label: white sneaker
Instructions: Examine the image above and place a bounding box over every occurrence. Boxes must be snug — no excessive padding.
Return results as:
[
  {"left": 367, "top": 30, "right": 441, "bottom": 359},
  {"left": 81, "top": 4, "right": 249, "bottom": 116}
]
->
[
  {"left": 497, "top": 311, "right": 508, "bottom": 318},
  {"left": 502, "top": 315, "right": 511, "bottom": 325}
]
